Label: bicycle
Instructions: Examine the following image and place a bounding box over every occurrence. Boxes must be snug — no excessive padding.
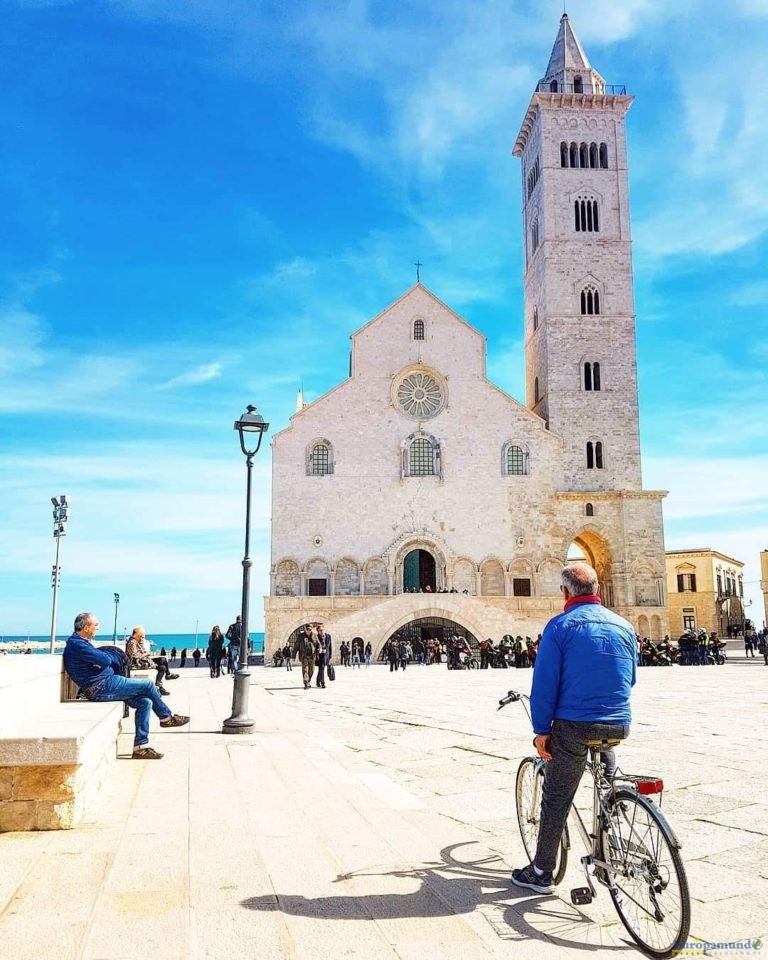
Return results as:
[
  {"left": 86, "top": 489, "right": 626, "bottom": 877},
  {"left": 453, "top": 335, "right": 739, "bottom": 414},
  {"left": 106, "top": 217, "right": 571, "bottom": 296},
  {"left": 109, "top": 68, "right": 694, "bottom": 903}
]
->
[{"left": 498, "top": 690, "right": 691, "bottom": 958}]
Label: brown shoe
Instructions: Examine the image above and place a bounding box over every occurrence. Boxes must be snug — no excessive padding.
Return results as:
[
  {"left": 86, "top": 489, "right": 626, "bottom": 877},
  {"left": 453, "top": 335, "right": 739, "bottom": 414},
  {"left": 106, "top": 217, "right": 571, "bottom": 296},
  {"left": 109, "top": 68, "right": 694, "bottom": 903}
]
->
[
  {"left": 132, "top": 747, "right": 164, "bottom": 759},
  {"left": 160, "top": 714, "right": 190, "bottom": 728}
]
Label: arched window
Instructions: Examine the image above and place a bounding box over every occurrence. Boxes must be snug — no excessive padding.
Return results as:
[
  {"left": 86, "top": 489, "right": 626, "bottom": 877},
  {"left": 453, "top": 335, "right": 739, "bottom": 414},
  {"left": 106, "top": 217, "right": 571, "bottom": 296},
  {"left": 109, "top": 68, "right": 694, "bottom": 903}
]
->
[
  {"left": 560, "top": 141, "right": 568, "bottom": 167},
  {"left": 575, "top": 197, "right": 600, "bottom": 233},
  {"left": 550, "top": 79, "right": 558, "bottom": 92},
  {"left": 574, "top": 75, "right": 583, "bottom": 93},
  {"left": 534, "top": 377, "right": 540, "bottom": 403},
  {"left": 579, "top": 142, "right": 588, "bottom": 168},
  {"left": 310, "top": 443, "right": 330, "bottom": 475},
  {"left": 533, "top": 306, "right": 539, "bottom": 331},
  {"left": 580, "top": 284, "right": 600, "bottom": 315},
  {"left": 413, "top": 318, "right": 425, "bottom": 340},
  {"left": 583, "top": 360, "right": 602, "bottom": 391},
  {"left": 589, "top": 142, "right": 598, "bottom": 168},
  {"left": 403, "top": 433, "right": 441, "bottom": 478},
  {"left": 504, "top": 443, "right": 528, "bottom": 476},
  {"left": 586, "top": 440, "right": 604, "bottom": 469},
  {"left": 599, "top": 143, "right": 608, "bottom": 168},
  {"left": 530, "top": 217, "right": 540, "bottom": 253},
  {"left": 569, "top": 142, "right": 578, "bottom": 167},
  {"left": 585, "top": 502, "right": 594, "bottom": 517}
]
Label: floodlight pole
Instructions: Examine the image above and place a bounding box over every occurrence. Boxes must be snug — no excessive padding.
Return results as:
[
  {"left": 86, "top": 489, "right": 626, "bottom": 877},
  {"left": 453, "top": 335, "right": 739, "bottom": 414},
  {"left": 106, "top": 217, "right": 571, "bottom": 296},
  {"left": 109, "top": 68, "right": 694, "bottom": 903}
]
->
[{"left": 49, "top": 495, "right": 70, "bottom": 654}]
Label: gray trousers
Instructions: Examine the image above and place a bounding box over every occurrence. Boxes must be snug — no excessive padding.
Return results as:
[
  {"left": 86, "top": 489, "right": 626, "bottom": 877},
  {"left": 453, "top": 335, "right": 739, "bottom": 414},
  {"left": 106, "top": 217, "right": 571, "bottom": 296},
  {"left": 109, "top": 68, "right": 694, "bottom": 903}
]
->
[{"left": 534, "top": 719, "right": 630, "bottom": 873}]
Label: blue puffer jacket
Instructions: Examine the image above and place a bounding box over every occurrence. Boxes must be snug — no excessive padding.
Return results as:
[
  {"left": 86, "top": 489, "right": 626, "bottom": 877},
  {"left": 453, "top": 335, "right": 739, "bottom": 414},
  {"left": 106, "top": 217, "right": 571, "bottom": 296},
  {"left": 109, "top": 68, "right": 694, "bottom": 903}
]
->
[{"left": 530, "top": 598, "right": 636, "bottom": 735}]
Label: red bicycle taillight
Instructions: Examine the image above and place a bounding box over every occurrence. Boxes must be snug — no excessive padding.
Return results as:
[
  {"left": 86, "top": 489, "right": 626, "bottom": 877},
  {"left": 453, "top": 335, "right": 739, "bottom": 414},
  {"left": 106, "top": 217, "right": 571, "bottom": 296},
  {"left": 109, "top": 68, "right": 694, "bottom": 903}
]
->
[{"left": 637, "top": 779, "right": 664, "bottom": 795}]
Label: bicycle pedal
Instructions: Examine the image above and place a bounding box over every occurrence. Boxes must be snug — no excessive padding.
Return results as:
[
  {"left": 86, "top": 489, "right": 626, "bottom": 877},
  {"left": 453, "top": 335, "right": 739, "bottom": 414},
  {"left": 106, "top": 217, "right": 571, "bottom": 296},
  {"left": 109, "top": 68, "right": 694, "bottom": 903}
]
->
[{"left": 570, "top": 887, "right": 593, "bottom": 905}]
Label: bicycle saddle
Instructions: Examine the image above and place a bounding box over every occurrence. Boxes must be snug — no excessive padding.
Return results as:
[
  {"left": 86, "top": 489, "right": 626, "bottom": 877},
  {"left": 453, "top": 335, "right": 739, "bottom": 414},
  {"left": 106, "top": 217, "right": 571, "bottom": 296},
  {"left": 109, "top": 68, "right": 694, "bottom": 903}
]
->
[{"left": 584, "top": 738, "right": 622, "bottom": 747}]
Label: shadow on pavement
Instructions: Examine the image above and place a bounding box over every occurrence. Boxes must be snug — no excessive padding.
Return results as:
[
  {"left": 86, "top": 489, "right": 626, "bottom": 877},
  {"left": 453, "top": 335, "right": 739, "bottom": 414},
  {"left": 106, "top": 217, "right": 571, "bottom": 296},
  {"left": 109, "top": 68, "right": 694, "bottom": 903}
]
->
[{"left": 241, "top": 841, "right": 631, "bottom": 953}]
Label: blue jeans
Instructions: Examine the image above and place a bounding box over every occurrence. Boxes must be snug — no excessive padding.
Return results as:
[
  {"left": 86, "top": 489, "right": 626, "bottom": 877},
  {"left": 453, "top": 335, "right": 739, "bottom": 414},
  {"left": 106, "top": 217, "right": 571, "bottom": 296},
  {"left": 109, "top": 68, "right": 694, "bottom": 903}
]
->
[
  {"left": 86, "top": 675, "right": 173, "bottom": 747},
  {"left": 230, "top": 645, "right": 240, "bottom": 672}
]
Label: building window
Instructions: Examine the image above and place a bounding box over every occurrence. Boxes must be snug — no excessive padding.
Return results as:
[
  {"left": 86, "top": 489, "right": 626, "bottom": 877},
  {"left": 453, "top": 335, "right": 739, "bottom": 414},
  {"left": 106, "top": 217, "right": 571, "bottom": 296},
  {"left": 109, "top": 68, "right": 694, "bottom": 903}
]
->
[
  {"left": 600, "top": 143, "right": 608, "bottom": 168},
  {"left": 584, "top": 361, "right": 601, "bottom": 391},
  {"left": 409, "top": 438, "right": 434, "bottom": 476},
  {"left": 579, "top": 142, "right": 589, "bottom": 168},
  {"left": 574, "top": 75, "right": 583, "bottom": 93},
  {"left": 533, "top": 307, "right": 539, "bottom": 331},
  {"left": 550, "top": 79, "right": 558, "bottom": 92},
  {"left": 683, "top": 609, "right": 696, "bottom": 631},
  {"left": 534, "top": 377, "right": 540, "bottom": 403},
  {"left": 513, "top": 577, "right": 532, "bottom": 597},
  {"left": 677, "top": 573, "right": 697, "bottom": 592},
  {"left": 585, "top": 502, "right": 594, "bottom": 516},
  {"left": 527, "top": 156, "right": 540, "bottom": 198},
  {"left": 586, "top": 440, "right": 604, "bottom": 469},
  {"left": 530, "top": 217, "right": 540, "bottom": 253},
  {"left": 504, "top": 443, "right": 528, "bottom": 476},
  {"left": 580, "top": 285, "right": 600, "bottom": 315},
  {"left": 560, "top": 141, "right": 568, "bottom": 167},
  {"left": 589, "top": 142, "right": 598, "bottom": 168},
  {"left": 739, "top": 577, "right": 744, "bottom": 598},
  {"left": 716, "top": 573, "right": 722, "bottom": 595},
  {"left": 413, "top": 318, "right": 425, "bottom": 340},
  {"left": 575, "top": 197, "right": 600, "bottom": 233},
  {"left": 569, "top": 142, "right": 578, "bottom": 167},
  {"left": 306, "top": 440, "right": 334, "bottom": 476}
]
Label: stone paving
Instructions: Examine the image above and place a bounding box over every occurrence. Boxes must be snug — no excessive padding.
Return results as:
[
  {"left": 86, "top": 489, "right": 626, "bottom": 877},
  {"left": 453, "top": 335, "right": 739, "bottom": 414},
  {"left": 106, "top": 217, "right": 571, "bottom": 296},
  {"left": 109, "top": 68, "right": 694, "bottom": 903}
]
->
[{"left": 0, "top": 656, "right": 766, "bottom": 959}]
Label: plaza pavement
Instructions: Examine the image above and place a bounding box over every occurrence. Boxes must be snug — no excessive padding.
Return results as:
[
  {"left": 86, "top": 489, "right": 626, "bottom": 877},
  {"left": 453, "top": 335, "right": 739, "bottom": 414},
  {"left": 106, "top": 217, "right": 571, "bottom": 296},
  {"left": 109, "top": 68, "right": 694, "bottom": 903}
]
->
[{"left": 0, "top": 655, "right": 766, "bottom": 960}]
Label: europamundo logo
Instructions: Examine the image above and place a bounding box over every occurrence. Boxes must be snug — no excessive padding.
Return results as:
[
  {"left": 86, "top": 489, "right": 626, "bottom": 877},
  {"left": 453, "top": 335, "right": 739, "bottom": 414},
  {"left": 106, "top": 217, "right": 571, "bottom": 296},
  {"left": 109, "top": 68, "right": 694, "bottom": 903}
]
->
[{"left": 674, "top": 941, "right": 762, "bottom": 956}]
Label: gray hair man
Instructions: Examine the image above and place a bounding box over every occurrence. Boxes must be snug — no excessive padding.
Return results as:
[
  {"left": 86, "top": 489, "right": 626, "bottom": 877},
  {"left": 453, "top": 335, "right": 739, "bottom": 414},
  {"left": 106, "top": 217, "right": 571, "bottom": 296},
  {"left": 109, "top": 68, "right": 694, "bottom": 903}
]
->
[
  {"left": 511, "top": 563, "right": 637, "bottom": 894},
  {"left": 63, "top": 612, "right": 189, "bottom": 760}
]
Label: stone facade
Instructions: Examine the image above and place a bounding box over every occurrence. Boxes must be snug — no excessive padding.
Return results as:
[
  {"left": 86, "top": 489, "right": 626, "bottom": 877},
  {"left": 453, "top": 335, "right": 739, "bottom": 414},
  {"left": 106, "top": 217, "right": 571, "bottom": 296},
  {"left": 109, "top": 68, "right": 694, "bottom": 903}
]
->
[
  {"left": 264, "top": 14, "right": 668, "bottom": 656},
  {"left": 665, "top": 548, "right": 745, "bottom": 638}
]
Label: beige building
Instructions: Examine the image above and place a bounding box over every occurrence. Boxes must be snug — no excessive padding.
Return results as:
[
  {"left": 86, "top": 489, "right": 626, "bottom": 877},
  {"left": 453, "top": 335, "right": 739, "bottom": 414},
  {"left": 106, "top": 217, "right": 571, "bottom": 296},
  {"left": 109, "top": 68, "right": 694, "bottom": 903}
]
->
[
  {"left": 760, "top": 550, "right": 768, "bottom": 631},
  {"left": 665, "top": 549, "right": 745, "bottom": 638},
  {"left": 264, "top": 14, "right": 668, "bottom": 656}
]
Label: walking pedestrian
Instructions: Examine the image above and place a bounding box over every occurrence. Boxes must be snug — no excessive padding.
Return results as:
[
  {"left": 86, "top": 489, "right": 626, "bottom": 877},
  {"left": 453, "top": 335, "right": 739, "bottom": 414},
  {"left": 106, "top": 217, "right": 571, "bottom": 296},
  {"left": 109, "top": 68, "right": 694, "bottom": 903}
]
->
[
  {"left": 293, "top": 624, "right": 320, "bottom": 689},
  {"left": 388, "top": 639, "right": 399, "bottom": 672},
  {"left": 351, "top": 637, "right": 362, "bottom": 668},
  {"left": 193, "top": 648, "right": 201, "bottom": 667},
  {"left": 282, "top": 641, "right": 292, "bottom": 670},
  {"left": 207, "top": 626, "right": 225, "bottom": 678},
  {"left": 315, "top": 623, "right": 333, "bottom": 688},
  {"left": 180, "top": 648, "right": 187, "bottom": 668},
  {"left": 364, "top": 641, "right": 372, "bottom": 667},
  {"left": 226, "top": 615, "right": 242, "bottom": 672}
]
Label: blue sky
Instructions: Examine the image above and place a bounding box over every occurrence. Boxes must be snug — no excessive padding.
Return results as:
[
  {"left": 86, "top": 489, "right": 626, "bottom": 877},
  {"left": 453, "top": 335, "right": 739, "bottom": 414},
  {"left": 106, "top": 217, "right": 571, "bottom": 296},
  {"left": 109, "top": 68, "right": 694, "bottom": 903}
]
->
[{"left": 1, "top": 0, "right": 767, "bottom": 636}]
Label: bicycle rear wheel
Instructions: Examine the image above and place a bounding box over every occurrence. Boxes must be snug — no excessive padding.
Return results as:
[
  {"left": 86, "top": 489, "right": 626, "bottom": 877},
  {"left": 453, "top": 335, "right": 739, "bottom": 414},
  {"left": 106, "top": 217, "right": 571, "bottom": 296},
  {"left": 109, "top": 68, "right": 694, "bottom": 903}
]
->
[
  {"left": 600, "top": 788, "right": 690, "bottom": 958},
  {"left": 515, "top": 756, "right": 568, "bottom": 884}
]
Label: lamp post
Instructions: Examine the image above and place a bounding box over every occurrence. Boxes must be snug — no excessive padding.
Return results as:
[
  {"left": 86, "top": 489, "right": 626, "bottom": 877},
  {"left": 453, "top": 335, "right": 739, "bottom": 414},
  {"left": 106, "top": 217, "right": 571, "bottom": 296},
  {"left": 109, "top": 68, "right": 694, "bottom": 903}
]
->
[
  {"left": 49, "top": 495, "right": 71, "bottom": 654},
  {"left": 113, "top": 593, "right": 120, "bottom": 642},
  {"left": 223, "top": 405, "right": 269, "bottom": 735}
]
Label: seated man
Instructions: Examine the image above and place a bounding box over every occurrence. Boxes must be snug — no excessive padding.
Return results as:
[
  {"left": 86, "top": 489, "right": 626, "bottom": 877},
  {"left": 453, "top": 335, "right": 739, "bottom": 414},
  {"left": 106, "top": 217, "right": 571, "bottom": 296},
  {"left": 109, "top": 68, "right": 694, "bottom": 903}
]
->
[
  {"left": 64, "top": 612, "right": 189, "bottom": 760},
  {"left": 511, "top": 563, "right": 636, "bottom": 894},
  {"left": 125, "top": 625, "right": 179, "bottom": 695}
]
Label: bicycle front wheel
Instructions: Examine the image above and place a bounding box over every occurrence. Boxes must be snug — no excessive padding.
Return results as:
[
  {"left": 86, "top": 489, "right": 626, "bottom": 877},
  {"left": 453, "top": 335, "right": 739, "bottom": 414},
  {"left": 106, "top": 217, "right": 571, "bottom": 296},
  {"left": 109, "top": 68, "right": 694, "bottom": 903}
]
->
[
  {"left": 515, "top": 757, "right": 568, "bottom": 884},
  {"left": 600, "top": 788, "right": 690, "bottom": 958}
]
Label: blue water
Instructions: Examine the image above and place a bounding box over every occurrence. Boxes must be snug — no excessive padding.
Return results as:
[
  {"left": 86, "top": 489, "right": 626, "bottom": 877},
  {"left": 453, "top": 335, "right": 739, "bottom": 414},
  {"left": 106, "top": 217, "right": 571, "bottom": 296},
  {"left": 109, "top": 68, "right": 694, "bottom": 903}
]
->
[{"left": 0, "top": 632, "right": 265, "bottom": 654}]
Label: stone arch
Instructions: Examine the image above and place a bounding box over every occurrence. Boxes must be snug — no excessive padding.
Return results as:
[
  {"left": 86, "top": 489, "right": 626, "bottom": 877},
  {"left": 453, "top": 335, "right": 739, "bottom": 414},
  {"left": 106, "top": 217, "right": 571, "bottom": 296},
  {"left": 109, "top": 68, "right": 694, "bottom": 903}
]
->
[
  {"left": 274, "top": 558, "right": 300, "bottom": 597},
  {"left": 452, "top": 558, "right": 477, "bottom": 595},
  {"left": 480, "top": 558, "right": 505, "bottom": 597},
  {"left": 637, "top": 614, "right": 650, "bottom": 638},
  {"left": 376, "top": 605, "right": 487, "bottom": 661},
  {"left": 333, "top": 557, "right": 360, "bottom": 596},
  {"left": 631, "top": 558, "right": 664, "bottom": 607},
  {"left": 509, "top": 558, "right": 534, "bottom": 597},
  {"left": 538, "top": 557, "right": 564, "bottom": 597},
  {"left": 363, "top": 557, "right": 388, "bottom": 596},
  {"left": 565, "top": 526, "right": 614, "bottom": 606},
  {"left": 304, "top": 557, "right": 330, "bottom": 596}
]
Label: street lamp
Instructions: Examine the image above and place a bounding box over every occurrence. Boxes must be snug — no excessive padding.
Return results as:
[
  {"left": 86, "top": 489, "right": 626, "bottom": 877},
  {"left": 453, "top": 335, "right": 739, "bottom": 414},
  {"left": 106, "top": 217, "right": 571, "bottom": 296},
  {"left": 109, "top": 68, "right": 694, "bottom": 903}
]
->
[
  {"left": 223, "top": 405, "right": 269, "bottom": 735},
  {"left": 113, "top": 593, "right": 120, "bottom": 642},
  {"left": 49, "top": 495, "right": 71, "bottom": 654}
]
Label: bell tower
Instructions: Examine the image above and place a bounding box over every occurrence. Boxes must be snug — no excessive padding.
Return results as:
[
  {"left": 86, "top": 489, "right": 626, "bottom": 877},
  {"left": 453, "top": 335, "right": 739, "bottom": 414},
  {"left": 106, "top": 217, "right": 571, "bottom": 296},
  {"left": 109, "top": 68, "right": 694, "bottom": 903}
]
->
[{"left": 513, "top": 14, "right": 642, "bottom": 492}]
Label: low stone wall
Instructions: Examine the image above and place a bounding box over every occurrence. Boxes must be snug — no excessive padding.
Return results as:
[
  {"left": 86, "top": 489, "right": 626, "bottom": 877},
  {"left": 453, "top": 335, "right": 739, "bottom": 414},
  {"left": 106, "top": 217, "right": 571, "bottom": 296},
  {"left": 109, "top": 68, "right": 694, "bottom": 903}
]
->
[{"left": 0, "top": 656, "right": 122, "bottom": 831}]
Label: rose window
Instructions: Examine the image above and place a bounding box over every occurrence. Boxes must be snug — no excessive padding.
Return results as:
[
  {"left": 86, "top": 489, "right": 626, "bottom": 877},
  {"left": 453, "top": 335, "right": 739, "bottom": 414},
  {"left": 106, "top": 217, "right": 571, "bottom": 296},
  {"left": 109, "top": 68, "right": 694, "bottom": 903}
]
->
[{"left": 396, "top": 371, "right": 444, "bottom": 419}]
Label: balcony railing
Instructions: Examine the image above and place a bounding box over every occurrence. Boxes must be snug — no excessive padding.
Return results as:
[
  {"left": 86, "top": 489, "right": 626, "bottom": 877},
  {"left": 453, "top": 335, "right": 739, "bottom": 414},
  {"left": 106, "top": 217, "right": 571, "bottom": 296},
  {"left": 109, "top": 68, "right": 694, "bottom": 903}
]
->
[{"left": 536, "top": 81, "right": 627, "bottom": 96}]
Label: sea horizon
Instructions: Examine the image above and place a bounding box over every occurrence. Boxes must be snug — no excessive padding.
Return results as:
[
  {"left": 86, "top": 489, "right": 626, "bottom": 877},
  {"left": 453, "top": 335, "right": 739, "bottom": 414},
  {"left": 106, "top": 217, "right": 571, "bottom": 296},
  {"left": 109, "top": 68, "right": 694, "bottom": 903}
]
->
[{"left": 0, "top": 632, "right": 266, "bottom": 654}]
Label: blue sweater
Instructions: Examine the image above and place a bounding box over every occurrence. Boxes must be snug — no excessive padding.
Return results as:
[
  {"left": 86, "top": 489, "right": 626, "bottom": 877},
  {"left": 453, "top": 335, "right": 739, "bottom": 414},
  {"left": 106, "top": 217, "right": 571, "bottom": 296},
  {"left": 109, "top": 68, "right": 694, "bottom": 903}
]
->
[
  {"left": 530, "top": 599, "right": 636, "bottom": 735},
  {"left": 63, "top": 634, "right": 116, "bottom": 689}
]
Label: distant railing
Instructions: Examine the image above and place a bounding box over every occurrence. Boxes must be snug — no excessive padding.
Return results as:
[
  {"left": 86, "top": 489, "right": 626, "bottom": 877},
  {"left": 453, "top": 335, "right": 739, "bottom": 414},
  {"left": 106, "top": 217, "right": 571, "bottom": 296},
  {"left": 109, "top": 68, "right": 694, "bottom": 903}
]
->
[{"left": 536, "top": 81, "right": 627, "bottom": 96}]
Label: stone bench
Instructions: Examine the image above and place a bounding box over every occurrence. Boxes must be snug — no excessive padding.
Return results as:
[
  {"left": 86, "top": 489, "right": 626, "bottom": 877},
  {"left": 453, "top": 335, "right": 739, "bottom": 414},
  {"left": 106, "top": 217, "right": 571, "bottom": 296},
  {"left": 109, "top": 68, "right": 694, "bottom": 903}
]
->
[{"left": 0, "top": 656, "right": 123, "bottom": 832}]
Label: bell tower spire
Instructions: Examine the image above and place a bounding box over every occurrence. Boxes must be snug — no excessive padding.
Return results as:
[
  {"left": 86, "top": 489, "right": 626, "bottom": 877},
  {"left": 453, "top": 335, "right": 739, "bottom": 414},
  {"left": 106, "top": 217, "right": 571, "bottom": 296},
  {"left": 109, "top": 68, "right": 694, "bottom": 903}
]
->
[{"left": 542, "top": 13, "right": 605, "bottom": 95}]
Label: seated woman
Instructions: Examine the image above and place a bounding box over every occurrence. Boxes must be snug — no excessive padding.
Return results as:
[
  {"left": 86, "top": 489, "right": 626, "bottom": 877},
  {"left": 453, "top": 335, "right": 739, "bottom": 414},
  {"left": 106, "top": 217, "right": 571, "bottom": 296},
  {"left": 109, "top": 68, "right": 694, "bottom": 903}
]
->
[{"left": 125, "top": 625, "right": 178, "bottom": 695}]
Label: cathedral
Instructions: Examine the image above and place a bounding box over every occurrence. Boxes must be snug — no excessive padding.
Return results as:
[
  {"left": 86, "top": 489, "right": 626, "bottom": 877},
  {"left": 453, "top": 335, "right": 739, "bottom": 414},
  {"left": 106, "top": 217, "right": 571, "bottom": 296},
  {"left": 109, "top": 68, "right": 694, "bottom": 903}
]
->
[{"left": 264, "top": 14, "right": 668, "bottom": 657}]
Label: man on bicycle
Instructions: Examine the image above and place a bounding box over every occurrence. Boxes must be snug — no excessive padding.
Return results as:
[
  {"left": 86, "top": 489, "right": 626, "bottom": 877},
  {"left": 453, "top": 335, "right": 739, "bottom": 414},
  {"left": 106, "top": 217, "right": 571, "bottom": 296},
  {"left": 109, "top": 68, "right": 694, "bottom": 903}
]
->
[{"left": 511, "top": 562, "right": 636, "bottom": 894}]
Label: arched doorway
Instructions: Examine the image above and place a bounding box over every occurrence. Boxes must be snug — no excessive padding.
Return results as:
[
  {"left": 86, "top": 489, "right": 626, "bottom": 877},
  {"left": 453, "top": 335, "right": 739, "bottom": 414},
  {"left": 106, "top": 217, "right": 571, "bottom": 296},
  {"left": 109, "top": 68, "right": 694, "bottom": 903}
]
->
[
  {"left": 403, "top": 548, "right": 436, "bottom": 592},
  {"left": 566, "top": 529, "right": 614, "bottom": 607},
  {"left": 384, "top": 617, "right": 478, "bottom": 660}
]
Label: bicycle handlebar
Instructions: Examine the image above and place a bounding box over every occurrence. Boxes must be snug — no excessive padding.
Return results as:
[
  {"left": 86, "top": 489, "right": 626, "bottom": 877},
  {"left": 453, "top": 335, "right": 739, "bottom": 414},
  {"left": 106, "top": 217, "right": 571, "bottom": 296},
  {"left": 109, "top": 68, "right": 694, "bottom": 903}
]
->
[{"left": 497, "top": 689, "right": 529, "bottom": 709}]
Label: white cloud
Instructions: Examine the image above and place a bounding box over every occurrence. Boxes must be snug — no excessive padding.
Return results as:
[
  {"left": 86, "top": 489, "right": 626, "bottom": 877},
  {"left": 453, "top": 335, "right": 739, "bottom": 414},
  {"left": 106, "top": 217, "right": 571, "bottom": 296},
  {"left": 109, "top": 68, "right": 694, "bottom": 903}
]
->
[{"left": 157, "top": 361, "right": 223, "bottom": 390}]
